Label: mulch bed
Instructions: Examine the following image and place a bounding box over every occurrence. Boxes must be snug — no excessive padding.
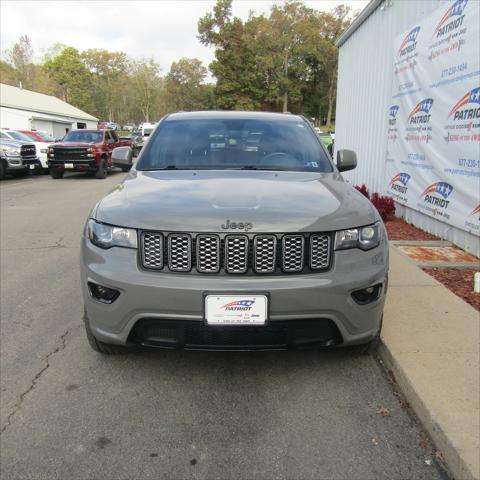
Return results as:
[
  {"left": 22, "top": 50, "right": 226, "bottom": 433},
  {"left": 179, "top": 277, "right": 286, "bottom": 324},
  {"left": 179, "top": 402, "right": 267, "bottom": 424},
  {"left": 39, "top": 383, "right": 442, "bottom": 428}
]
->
[
  {"left": 385, "top": 217, "right": 479, "bottom": 312},
  {"left": 423, "top": 268, "right": 480, "bottom": 312},
  {"left": 385, "top": 217, "right": 440, "bottom": 241}
]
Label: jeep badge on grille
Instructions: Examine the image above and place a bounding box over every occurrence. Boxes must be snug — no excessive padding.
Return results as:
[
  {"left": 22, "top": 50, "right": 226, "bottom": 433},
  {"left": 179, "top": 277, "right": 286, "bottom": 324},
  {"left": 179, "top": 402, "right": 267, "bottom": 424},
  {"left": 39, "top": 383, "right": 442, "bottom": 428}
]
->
[{"left": 221, "top": 220, "right": 253, "bottom": 231}]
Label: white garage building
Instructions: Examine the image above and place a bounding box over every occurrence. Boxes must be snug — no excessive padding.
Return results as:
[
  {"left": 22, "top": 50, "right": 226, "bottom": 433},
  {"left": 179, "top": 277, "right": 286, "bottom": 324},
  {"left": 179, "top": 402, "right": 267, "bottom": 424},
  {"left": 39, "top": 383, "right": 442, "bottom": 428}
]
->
[
  {"left": 0, "top": 83, "right": 98, "bottom": 139},
  {"left": 334, "top": 0, "right": 479, "bottom": 256}
]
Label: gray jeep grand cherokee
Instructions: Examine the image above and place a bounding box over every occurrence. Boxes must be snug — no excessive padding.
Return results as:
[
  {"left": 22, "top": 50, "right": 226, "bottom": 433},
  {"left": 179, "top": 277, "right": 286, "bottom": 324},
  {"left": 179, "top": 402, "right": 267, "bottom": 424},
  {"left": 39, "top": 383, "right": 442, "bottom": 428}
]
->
[{"left": 81, "top": 111, "right": 388, "bottom": 353}]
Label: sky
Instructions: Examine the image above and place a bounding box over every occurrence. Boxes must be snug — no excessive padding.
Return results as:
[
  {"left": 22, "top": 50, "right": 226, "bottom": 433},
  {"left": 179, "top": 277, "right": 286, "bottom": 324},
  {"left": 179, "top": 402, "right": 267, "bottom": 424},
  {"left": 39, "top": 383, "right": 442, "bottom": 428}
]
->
[{"left": 1, "top": 0, "right": 368, "bottom": 74}]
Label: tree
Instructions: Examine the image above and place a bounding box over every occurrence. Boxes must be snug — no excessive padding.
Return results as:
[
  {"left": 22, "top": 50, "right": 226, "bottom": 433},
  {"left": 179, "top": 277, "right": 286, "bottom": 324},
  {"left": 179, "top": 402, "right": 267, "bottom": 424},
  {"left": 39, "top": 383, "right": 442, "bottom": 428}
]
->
[
  {"left": 43, "top": 47, "right": 93, "bottom": 112},
  {"left": 82, "top": 49, "right": 128, "bottom": 121},
  {"left": 130, "top": 58, "right": 162, "bottom": 122},
  {"left": 165, "top": 58, "right": 209, "bottom": 111},
  {"left": 6, "top": 35, "right": 34, "bottom": 89},
  {"left": 198, "top": 0, "right": 264, "bottom": 110}
]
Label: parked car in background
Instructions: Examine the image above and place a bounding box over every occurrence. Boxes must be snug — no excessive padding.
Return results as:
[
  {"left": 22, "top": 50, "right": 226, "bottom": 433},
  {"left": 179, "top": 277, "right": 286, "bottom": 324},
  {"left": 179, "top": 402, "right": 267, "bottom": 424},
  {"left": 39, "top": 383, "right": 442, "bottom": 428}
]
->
[
  {"left": 0, "top": 130, "right": 48, "bottom": 173},
  {"left": 18, "top": 130, "right": 55, "bottom": 143},
  {"left": 131, "top": 122, "right": 156, "bottom": 156},
  {"left": 0, "top": 138, "right": 40, "bottom": 179},
  {"left": 98, "top": 122, "right": 108, "bottom": 129},
  {"left": 48, "top": 129, "right": 131, "bottom": 179},
  {"left": 123, "top": 123, "right": 136, "bottom": 131},
  {"left": 107, "top": 122, "right": 119, "bottom": 130}
]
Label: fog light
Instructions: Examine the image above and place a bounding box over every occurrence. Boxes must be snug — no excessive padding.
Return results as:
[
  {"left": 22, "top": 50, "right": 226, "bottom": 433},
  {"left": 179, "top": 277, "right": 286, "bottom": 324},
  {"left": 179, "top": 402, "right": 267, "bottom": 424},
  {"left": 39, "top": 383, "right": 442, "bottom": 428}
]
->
[
  {"left": 351, "top": 283, "right": 382, "bottom": 305},
  {"left": 88, "top": 281, "right": 120, "bottom": 304}
]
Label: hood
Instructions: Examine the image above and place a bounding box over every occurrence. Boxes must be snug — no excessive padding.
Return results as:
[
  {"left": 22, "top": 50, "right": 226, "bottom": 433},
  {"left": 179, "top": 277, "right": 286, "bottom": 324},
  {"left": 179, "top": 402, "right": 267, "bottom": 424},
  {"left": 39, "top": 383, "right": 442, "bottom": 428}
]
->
[
  {"left": 0, "top": 139, "right": 33, "bottom": 148},
  {"left": 53, "top": 142, "right": 99, "bottom": 147},
  {"left": 95, "top": 170, "right": 376, "bottom": 233}
]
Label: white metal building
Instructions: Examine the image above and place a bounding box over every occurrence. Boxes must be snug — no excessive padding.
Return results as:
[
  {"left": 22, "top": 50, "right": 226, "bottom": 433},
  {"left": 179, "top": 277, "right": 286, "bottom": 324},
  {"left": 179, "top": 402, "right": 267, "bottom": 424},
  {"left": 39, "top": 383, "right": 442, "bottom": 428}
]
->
[
  {"left": 0, "top": 83, "right": 98, "bottom": 138},
  {"left": 334, "top": 0, "right": 479, "bottom": 255}
]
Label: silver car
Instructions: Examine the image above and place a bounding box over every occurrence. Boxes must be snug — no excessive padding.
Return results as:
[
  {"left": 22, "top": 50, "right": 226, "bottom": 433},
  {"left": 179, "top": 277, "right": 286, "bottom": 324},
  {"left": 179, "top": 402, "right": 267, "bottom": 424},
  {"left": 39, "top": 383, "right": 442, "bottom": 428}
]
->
[{"left": 81, "top": 111, "right": 388, "bottom": 353}]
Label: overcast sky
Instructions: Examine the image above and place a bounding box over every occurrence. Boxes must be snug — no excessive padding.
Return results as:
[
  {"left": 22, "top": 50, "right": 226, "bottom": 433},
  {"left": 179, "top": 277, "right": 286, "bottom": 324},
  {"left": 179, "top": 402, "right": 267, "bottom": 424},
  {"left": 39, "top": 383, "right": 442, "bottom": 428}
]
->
[{"left": 1, "top": 0, "right": 367, "bottom": 74}]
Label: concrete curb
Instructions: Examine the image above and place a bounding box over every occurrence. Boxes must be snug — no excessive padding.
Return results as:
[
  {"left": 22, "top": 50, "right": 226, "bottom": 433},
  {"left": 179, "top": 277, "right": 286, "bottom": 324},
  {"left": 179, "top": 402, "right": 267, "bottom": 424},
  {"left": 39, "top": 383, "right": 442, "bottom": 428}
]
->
[
  {"left": 378, "top": 341, "right": 476, "bottom": 480},
  {"left": 380, "top": 246, "right": 480, "bottom": 480}
]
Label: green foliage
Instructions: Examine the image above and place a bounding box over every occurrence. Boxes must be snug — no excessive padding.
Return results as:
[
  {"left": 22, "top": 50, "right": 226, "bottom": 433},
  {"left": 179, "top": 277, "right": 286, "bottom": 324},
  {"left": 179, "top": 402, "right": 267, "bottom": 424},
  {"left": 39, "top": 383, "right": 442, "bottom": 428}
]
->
[
  {"left": 44, "top": 47, "right": 93, "bottom": 112},
  {"left": 198, "top": 0, "right": 355, "bottom": 123},
  {"left": 1, "top": 2, "right": 354, "bottom": 126}
]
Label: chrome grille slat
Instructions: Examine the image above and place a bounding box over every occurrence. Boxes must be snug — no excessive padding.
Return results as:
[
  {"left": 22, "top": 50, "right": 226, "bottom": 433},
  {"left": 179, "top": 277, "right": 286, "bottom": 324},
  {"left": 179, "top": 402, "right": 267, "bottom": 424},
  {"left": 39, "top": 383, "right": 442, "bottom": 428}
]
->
[
  {"left": 254, "top": 235, "right": 277, "bottom": 273},
  {"left": 196, "top": 235, "right": 220, "bottom": 273},
  {"left": 168, "top": 234, "right": 191, "bottom": 271},
  {"left": 310, "top": 235, "right": 330, "bottom": 270},
  {"left": 225, "top": 235, "right": 248, "bottom": 273},
  {"left": 140, "top": 231, "right": 331, "bottom": 274},
  {"left": 282, "top": 235, "right": 305, "bottom": 272},
  {"left": 141, "top": 232, "right": 164, "bottom": 269}
]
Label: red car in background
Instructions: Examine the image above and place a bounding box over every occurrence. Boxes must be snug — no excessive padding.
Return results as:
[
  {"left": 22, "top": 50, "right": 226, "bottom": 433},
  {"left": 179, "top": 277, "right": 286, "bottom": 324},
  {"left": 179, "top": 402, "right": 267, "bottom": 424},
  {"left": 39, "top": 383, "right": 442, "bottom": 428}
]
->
[{"left": 18, "top": 130, "right": 55, "bottom": 142}]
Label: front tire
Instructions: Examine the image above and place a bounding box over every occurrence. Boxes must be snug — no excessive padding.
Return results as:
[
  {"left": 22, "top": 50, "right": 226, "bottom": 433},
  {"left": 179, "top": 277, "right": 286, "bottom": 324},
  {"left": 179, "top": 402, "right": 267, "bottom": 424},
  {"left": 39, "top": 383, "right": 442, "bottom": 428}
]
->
[
  {"left": 84, "top": 311, "right": 129, "bottom": 354},
  {"left": 0, "top": 161, "right": 5, "bottom": 180},
  {"left": 95, "top": 158, "right": 107, "bottom": 179},
  {"left": 50, "top": 169, "right": 64, "bottom": 179}
]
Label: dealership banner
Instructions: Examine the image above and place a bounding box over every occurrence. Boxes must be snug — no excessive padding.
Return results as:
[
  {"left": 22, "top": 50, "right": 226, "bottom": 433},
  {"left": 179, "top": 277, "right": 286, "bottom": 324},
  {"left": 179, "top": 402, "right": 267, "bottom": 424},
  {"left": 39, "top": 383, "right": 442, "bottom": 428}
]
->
[{"left": 385, "top": 0, "right": 480, "bottom": 235}]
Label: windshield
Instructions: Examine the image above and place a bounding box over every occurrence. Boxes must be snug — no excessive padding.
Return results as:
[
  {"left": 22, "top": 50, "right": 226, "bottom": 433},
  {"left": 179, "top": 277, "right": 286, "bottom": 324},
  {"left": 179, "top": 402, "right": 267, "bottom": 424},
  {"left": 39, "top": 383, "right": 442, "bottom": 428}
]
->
[
  {"left": 35, "top": 131, "right": 54, "bottom": 142},
  {"left": 137, "top": 118, "right": 332, "bottom": 172},
  {"left": 21, "top": 132, "right": 40, "bottom": 141},
  {"left": 62, "top": 131, "right": 104, "bottom": 143},
  {"left": 7, "top": 131, "right": 32, "bottom": 142}
]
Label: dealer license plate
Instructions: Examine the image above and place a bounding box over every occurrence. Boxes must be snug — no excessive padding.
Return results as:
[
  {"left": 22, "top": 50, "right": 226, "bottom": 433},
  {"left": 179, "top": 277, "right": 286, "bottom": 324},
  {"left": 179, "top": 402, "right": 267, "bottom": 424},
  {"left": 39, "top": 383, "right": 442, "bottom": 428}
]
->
[
  {"left": 205, "top": 295, "right": 267, "bottom": 325},
  {"left": 64, "top": 163, "right": 74, "bottom": 169}
]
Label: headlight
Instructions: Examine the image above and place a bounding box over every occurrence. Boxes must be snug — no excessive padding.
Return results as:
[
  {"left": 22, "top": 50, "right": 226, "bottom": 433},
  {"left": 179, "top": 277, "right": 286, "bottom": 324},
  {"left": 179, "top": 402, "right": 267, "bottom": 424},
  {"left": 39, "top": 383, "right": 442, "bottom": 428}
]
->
[
  {"left": 86, "top": 219, "right": 137, "bottom": 249},
  {"left": 2, "top": 145, "right": 21, "bottom": 157},
  {"left": 335, "top": 223, "right": 381, "bottom": 251}
]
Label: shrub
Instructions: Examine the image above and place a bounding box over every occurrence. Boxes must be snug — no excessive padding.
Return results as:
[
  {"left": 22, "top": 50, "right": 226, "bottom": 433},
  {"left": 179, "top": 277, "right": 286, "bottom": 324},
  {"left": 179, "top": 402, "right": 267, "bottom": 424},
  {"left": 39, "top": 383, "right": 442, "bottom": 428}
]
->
[
  {"left": 355, "top": 185, "right": 396, "bottom": 222},
  {"left": 370, "top": 192, "right": 396, "bottom": 221},
  {"left": 355, "top": 184, "right": 370, "bottom": 199}
]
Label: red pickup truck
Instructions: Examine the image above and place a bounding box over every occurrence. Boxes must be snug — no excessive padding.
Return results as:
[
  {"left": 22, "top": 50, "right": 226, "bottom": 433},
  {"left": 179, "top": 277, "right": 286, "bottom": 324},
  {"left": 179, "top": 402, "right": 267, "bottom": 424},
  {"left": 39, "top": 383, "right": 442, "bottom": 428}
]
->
[{"left": 48, "top": 129, "right": 131, "bottom": 179}]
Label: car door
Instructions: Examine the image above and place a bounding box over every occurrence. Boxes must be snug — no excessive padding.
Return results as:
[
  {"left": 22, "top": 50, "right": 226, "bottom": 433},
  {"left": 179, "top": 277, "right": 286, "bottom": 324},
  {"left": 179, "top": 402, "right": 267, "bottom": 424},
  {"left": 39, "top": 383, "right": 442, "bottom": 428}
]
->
[{"left": 105, "top": 130, "right": 116, "bottom": 164}]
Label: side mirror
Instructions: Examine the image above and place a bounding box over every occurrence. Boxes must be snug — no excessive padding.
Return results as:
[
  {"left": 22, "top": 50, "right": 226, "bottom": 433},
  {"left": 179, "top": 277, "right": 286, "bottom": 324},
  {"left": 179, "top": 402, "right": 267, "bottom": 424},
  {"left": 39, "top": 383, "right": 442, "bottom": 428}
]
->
[
  {"left": 336, "top": 149, "right": 357, "bottom": 172},
  {"left": 112, "top": 146, "right": 133, "bottom": 170}
]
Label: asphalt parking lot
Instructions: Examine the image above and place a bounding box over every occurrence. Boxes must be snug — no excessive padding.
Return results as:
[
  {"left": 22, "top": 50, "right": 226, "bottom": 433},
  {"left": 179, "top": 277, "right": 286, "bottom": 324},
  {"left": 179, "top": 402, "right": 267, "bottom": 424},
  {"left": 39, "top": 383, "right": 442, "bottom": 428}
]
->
[{"left": 0, "top": 172, "right": 448, "bottom": 480}]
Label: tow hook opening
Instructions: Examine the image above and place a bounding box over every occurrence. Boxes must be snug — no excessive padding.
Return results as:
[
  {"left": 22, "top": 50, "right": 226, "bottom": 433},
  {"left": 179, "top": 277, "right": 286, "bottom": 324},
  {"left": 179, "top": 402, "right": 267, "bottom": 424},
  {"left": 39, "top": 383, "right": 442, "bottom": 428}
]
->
[
  {"left": 88, "top": 281, "right": 120, "bottom": 304},
  {"left": 351, "top": 283, "right": 383, "bottom": 305}
]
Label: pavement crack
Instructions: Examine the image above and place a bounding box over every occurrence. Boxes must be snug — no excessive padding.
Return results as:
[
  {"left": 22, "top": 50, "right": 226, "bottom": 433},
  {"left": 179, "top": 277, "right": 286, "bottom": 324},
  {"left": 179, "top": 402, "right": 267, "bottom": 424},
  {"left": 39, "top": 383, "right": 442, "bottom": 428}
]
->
[
  {"left": 2, "top": 244, "right": 76, "bottom": 251},
  {"left": 1, "top": 324, "right": 81, "bottom": 435}
]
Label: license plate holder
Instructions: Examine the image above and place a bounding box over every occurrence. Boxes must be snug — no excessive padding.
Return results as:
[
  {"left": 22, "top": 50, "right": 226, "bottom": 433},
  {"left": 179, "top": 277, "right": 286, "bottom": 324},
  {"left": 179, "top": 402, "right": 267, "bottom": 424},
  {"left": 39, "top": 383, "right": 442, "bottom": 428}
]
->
[
  {"left": 64, "top": 163, "right": 74, "bottom": 169},
  {"left": 205, "top": 295, "right": 268, "bottom": 325}
]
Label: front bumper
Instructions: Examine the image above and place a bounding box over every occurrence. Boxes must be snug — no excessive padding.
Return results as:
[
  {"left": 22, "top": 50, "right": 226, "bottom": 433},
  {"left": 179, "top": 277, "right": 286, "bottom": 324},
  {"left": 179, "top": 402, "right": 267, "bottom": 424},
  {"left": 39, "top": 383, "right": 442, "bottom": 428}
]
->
[
  {"left": 3, "top": 156, "right": 40, "bottom": 172},
  {"left": 81, "top": 234, "right": 388, "bottom": 350},
  {"left": 49, "top": 159, "right": 97, "bottom": 171}
]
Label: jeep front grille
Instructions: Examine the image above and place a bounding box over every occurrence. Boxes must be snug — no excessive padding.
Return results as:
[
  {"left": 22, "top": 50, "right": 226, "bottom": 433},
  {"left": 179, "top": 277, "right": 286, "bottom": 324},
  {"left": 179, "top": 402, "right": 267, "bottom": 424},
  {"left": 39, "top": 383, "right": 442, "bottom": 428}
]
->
[
  {"left": 167, "top": 234, "right": 191, "bottom": 271},
  {"left": 282, "top": 235, "right": 304, "bottom": 273},
  {"left": 196, "top": 235, "right": 220, "bottom": 273},
  {"left": 140, "top": 232, "right": 331, "bottom": 275}
]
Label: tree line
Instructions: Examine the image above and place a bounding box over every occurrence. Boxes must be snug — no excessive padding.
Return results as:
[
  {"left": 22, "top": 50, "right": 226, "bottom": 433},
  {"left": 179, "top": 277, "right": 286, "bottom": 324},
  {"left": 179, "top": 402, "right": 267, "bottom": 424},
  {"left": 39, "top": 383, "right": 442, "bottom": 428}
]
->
[{"left": 0, "top": 0, "right": 355, "bottom": 126}]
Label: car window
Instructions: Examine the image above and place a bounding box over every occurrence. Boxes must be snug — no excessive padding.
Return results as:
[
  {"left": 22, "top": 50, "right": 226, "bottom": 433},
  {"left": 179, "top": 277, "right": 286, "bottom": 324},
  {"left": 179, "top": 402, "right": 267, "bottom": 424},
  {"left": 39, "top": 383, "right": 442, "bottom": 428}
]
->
[
  {"left": 20, "top": 132, "right": 39, "bottom": 141},
  {"left": 0, "top": 132, "right": 8, "bottom": 139},
  {"left": 63, "top": 131, "right": 103, "bottom": 143},
  {"left": 6, "top": 131, "right": 32, "bottom": 142},
  {"left": 110, "top": 131, "right": 118, "bottom": 142},
  {"left": 35, "top": 131, "right": 54, "bottom": 141},
  {"left": 137, "top": 118, "right": 332, "bottom": 172}
]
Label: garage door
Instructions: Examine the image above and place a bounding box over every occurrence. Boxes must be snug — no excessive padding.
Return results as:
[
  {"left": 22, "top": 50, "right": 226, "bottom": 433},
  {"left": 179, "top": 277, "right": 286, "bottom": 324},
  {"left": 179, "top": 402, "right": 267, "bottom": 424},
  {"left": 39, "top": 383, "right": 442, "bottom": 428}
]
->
[{"left": 31, "top": 119, "right": 72, "bottom": 139}]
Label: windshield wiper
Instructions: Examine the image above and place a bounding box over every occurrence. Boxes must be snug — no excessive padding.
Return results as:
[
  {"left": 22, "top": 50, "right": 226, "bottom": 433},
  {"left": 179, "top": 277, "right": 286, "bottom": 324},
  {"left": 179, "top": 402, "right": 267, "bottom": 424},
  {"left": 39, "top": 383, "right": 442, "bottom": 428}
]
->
[{"left": 142, "top": 165, "right": 182, "bottom": 171}]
